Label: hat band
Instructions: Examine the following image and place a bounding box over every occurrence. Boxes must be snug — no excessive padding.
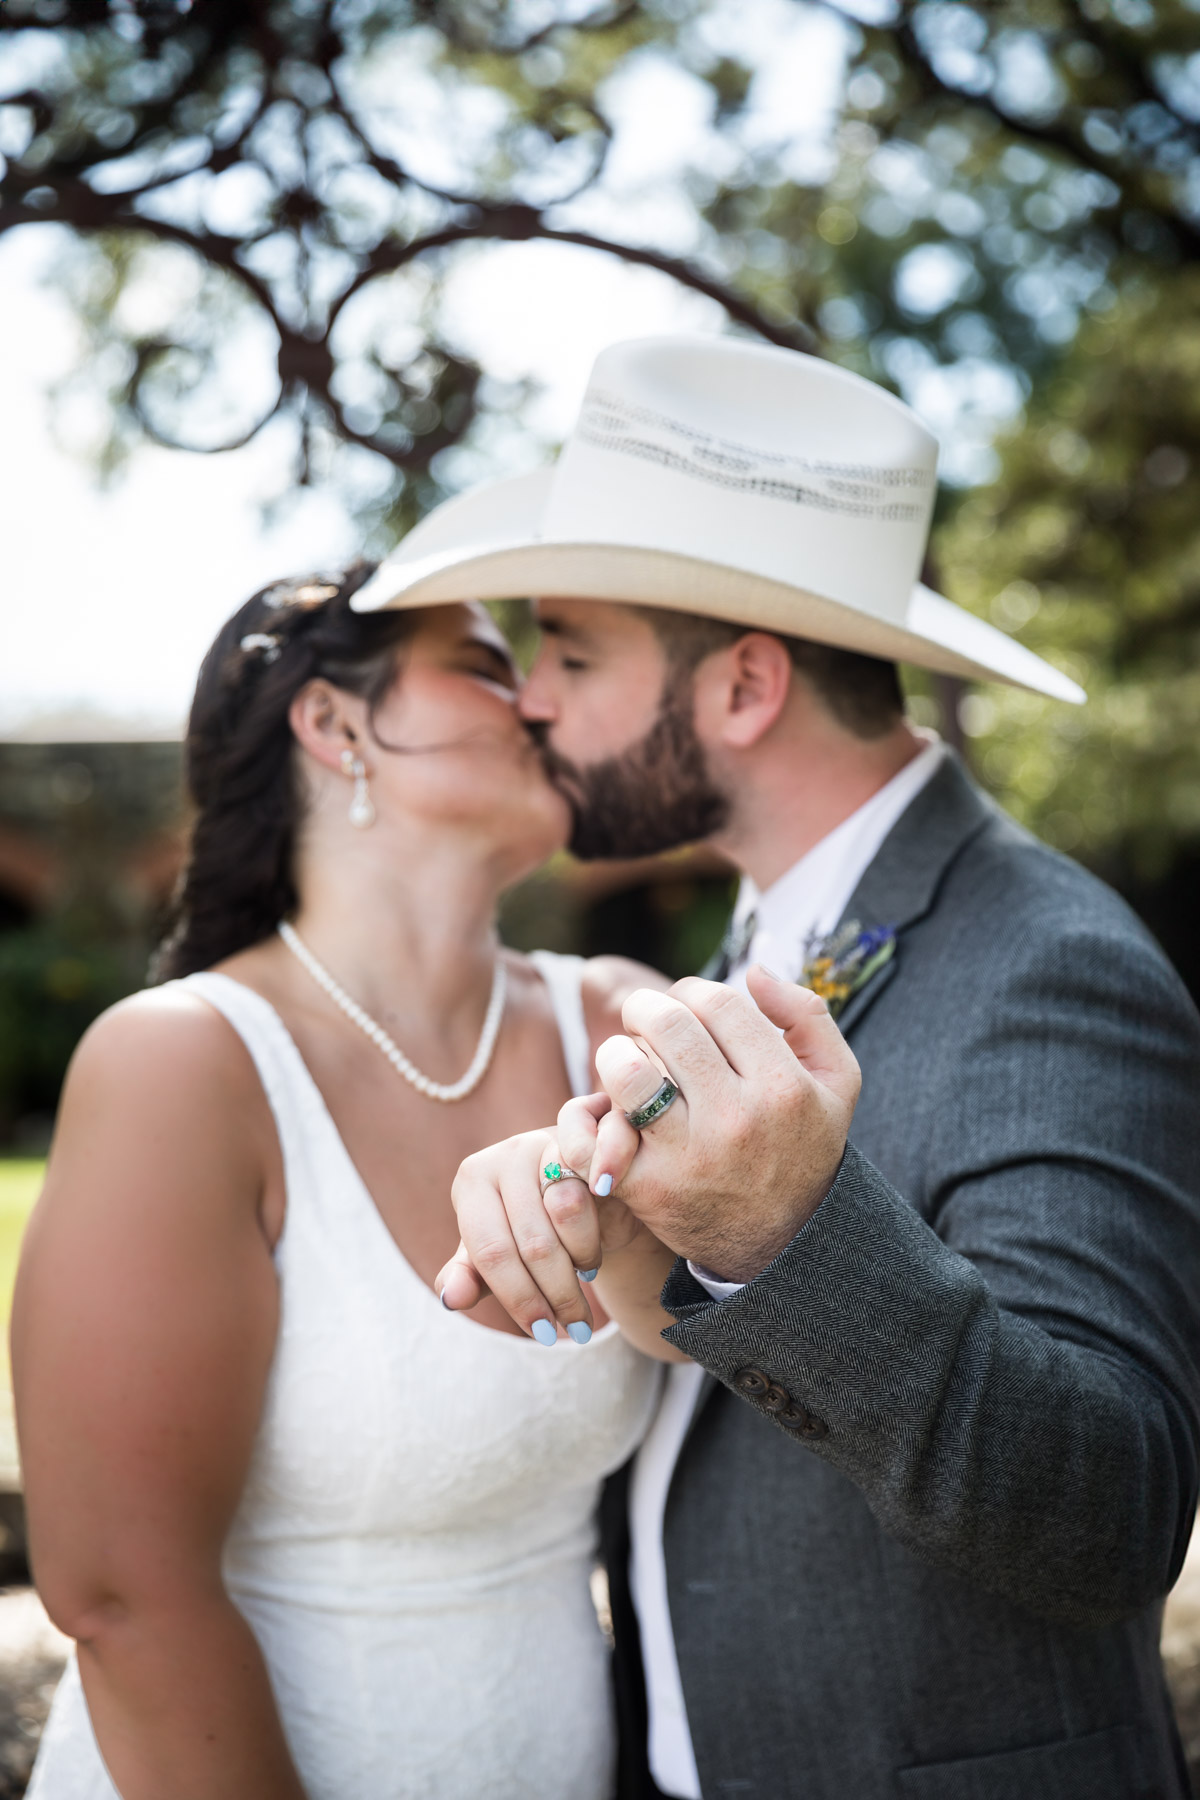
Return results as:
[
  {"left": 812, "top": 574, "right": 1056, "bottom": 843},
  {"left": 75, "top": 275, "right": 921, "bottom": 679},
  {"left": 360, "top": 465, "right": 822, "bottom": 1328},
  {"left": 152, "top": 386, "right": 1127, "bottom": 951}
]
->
[
  {"left": 574, "top": 388, "right": 933, "bottom": 522},
  {"left": 543, "top": 398, "right": 937, "bottom": 630}
]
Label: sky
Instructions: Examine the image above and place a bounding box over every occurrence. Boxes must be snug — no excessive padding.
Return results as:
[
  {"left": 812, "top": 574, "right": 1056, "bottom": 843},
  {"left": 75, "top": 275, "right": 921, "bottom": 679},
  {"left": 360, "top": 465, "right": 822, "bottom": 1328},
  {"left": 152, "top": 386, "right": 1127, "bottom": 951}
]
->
[
  {"left": 0, "top": 225, "right": 722, "bottom": 737},
  {"left": 0, "top": 1, "right": 1016, "bottom": 738}
]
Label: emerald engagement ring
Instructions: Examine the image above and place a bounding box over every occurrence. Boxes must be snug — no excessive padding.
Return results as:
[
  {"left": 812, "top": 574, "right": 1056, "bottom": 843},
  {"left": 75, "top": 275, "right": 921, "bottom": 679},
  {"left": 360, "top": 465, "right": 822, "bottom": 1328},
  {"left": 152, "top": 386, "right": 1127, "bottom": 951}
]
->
[{"left": 540, "top": 1162, "right": 584, "bottom": 1193}]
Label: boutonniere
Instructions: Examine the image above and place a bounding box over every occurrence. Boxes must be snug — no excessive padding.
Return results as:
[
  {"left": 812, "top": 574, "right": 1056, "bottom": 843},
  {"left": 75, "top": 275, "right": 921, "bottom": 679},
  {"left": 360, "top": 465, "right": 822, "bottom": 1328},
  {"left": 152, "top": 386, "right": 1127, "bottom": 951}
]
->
[{"left": 799, "top": 921, "right": 896, "bottom": 1019}]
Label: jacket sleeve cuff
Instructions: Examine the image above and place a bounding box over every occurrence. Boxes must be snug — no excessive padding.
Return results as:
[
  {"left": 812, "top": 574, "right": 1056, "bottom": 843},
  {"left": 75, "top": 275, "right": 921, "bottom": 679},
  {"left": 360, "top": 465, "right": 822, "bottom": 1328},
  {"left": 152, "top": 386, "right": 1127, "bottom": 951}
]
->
[{"left": 658, "top": 1140, "right": 986, "bottom": 1466}]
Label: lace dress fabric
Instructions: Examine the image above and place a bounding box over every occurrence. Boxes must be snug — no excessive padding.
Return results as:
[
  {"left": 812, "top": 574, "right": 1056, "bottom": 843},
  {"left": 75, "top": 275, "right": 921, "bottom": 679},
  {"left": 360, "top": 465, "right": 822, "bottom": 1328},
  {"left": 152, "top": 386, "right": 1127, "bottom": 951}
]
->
[{"left": 29, "top": 953, "right": 661, "bottom": 1800}]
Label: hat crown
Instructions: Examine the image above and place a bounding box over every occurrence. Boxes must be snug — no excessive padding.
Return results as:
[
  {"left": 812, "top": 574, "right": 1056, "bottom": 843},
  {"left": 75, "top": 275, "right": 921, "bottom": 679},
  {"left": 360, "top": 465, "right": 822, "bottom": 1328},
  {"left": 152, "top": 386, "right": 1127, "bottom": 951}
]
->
[
  {"left": 542, "top": 337, "right": 939, "bottom": 628},
  {"left": 578, "top": 337, "right": 932, "bottom": 459},
  {"left": 349, "top": 333, "right": 1083, "bottom": 704}
]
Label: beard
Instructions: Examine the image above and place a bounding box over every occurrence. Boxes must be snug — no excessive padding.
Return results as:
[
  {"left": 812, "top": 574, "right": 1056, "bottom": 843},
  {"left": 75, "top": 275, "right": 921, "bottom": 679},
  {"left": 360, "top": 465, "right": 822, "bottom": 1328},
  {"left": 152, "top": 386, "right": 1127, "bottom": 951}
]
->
[{"left": 534, "top": 672, "right": 730, "bottom": 861}]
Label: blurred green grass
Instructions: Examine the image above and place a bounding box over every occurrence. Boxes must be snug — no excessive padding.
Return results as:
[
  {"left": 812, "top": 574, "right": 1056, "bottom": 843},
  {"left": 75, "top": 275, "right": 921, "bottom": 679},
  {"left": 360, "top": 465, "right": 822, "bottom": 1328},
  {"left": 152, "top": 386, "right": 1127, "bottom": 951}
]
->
[
  {"left": 0, "top": 1161, "right": 41, "bottom": 1370},
  {"left": 0, "top": 1161, "right": 40, "bottom": 1486}
]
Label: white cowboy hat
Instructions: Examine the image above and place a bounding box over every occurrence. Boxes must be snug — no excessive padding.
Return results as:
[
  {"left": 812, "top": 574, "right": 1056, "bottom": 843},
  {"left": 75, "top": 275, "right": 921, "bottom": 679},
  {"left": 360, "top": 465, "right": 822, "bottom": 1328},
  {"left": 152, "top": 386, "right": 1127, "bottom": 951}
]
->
[{"left": 352, "top": 336, "right": 1083, "bottom": 703}]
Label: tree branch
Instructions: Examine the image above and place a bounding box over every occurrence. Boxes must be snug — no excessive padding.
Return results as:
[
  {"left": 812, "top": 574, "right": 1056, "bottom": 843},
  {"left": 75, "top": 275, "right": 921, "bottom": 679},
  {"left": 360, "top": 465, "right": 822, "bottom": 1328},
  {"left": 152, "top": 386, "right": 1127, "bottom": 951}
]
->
[
  {"left": 1062, "top": 0, "right": 1200, "bottom": 148},
  {"left": 415, "top": 0, "right": 640, "bottom": 59},
  {"left": 325, "top": 211, "right": 817, "bottom": 351},
  {"left": 885, "top": 0, "right": 1200, "bottom": 260}
]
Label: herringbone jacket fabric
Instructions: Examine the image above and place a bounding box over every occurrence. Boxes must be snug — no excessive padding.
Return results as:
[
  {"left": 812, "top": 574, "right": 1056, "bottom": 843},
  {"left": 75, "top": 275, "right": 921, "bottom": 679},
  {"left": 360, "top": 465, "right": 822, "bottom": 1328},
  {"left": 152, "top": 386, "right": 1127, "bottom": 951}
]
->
[{"left": 604, "top": 754, "right": 1200, "bottom": 1800}]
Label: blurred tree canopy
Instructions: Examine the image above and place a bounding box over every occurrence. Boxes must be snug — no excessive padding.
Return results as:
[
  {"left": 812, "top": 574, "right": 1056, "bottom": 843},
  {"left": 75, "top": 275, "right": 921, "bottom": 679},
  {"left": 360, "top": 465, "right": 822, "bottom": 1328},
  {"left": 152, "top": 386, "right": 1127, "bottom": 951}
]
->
[
  {"left": 1, "top": 0, "right": 1198, "bottom": 876},
  {"left": 938, "top": 266, "right": 1200, "bottom": 878}
]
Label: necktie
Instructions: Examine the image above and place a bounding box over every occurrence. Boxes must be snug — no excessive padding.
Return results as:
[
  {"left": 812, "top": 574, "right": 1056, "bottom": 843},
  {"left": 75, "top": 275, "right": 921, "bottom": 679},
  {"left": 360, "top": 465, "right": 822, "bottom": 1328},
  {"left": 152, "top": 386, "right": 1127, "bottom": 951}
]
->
[{"left": 703, "top": 910, "right": 758, "bottom": 983}]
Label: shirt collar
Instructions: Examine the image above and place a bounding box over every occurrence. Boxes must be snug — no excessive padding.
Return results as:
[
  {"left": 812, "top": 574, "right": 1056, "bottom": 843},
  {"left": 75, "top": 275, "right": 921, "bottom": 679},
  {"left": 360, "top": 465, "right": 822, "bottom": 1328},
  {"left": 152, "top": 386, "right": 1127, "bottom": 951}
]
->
[{"left": 729, "top": 736, "right": 945, "bottom": 986}]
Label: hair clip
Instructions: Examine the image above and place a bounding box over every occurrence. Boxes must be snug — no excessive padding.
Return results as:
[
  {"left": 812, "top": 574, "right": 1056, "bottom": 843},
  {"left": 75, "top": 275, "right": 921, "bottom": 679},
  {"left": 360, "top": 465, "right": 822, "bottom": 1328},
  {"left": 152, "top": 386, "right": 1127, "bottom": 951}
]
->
[
  {"left": 258, "top": 573, "right": 342, "bottom": 613},
  {"left": 240, "top": 633, "right": 282, "bottom": 663},
  {"left": 290, "top": 580, "right": 340, "bottom": 607}
]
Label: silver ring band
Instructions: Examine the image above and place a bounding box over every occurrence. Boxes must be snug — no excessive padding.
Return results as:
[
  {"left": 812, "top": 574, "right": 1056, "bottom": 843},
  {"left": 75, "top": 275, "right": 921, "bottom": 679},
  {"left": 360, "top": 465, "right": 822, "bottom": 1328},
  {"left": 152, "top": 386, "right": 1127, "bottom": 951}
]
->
[
  {"left": 540, "top": 1161, "right": 584, "bottom": 1195},
  {"left": 625, "top": 1078, "right": 680, "bottom": 1131}
]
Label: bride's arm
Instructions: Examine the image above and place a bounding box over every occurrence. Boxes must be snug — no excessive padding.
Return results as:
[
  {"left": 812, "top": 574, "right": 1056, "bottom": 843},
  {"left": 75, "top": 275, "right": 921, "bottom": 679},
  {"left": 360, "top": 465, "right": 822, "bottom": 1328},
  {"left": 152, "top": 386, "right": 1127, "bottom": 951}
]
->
[
  {"left": 12, "top": 993, "right": 307, "bottom": 1800},
  {"left": 578, "top": 956, "right": 687, "bottom": 1359},
  {"left": 578, "top": 954, "right": 671, "bottom": 1076},
  {"left": 578, "top": 1204, "right": 685, "bottom": 1363}
]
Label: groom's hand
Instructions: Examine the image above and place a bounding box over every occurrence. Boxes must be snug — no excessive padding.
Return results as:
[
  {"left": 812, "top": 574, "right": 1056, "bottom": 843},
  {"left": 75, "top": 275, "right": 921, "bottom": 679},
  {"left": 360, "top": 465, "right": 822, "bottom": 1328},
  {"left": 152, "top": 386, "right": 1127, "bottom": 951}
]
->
[
  {"left": 576, "top": 965, "right": 861, "bottom": 1284},
  {"left": 436, "top": 965, "right": 860, "bottom": 1335}
]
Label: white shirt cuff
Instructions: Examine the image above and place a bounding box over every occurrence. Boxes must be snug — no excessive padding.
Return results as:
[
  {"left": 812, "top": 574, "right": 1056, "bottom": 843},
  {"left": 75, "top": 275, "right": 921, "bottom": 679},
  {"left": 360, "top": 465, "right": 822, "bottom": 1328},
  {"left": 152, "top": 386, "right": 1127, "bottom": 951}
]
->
[{"left": 686, "top": 1261, "right": 747, "bottom": 1302}]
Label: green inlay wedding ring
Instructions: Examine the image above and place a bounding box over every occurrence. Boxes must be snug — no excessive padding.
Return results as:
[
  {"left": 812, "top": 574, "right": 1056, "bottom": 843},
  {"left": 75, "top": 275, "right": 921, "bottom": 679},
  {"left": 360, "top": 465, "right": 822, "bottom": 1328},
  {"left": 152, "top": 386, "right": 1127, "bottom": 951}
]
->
[{"left": 624, "top": 1078, "right": 680, "bottom": 1131}]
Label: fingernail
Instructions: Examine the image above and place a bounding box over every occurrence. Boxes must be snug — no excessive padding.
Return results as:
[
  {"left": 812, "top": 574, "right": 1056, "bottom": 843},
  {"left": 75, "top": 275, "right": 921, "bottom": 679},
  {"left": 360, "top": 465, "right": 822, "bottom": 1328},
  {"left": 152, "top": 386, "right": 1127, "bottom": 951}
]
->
[
  {"left": 567, "top": 1321, "right": 593, "bottom": 1345},
  {"left": 594, "top": 1173, "right": 614, "bottom": 1197},
  {"left": 578, "top": 1268, "right": 598, "bottom": 1283},
  {"left": 759, "top": 965, "right": 784, "bottom": 981},
  {"left": 439, "top": 1289, "right": 452, "bottom": 1311},
  {"left": 531, "top": 1319, "right": 557, "bottom": 1347}
]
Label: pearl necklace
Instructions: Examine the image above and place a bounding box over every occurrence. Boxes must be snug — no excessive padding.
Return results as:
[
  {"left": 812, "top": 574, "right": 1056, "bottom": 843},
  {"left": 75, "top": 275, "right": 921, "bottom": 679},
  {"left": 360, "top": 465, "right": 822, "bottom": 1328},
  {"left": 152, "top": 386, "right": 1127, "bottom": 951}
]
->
[{"left": 277, "top": 921, "right": 508, "bottom": 1103}]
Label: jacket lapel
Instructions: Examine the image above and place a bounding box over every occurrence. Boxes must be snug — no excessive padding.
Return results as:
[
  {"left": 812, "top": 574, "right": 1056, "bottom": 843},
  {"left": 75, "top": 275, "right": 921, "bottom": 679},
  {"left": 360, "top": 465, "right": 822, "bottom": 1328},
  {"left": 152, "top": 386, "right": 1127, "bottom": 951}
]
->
[
  {"left": 826, "top": 753, "right": 994, "bottom": 1038},
  {"left": 834, "top": 953, "right": 899, "bottom": 1038},
  {"left": 675, "top": 760, "right": 995, "bottom": 1436}
]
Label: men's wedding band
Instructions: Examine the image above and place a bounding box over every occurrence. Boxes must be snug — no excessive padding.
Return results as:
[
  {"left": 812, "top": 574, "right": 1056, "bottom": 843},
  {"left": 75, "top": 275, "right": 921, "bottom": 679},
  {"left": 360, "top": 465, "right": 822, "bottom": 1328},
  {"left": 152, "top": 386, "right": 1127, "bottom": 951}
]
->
[
  {"left": 625, "top": 1078, "right": 680, "bottom": 1131},
  {"left": 540, "top": 1162, "right": 584, "bottom": 1194}
]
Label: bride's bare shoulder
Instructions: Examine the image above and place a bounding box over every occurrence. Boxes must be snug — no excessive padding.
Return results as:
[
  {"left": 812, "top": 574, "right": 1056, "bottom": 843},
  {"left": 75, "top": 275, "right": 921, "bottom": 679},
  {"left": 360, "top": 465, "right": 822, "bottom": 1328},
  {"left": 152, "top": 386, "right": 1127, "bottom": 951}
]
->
[
  {"left": 580, "top": 954, "right": 670, "bottom": 1046},
  {"left": 62, "top": 983, "right": 259, "bottom": 1120},
  {"left": 33, "top": 983, "right": 278, "bottom": 1245}
]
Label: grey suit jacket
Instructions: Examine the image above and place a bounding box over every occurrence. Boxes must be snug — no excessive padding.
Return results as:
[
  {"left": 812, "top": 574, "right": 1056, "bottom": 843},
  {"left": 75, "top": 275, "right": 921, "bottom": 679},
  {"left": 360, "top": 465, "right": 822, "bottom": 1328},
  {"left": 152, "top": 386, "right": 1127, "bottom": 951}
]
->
[{"left": 609, "top": 754, "right": 1200, "bottom": 1800}]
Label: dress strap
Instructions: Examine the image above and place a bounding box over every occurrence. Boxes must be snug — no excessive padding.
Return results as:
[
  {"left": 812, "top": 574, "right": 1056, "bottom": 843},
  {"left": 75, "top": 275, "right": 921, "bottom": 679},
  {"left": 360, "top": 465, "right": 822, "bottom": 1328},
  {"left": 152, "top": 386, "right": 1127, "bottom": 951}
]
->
[
  {"left": 167, "top": 971, "right": 330, "bottom": 1189},
  {"left": 528, "top": 951, "right": 592, "bottom": 1099}
]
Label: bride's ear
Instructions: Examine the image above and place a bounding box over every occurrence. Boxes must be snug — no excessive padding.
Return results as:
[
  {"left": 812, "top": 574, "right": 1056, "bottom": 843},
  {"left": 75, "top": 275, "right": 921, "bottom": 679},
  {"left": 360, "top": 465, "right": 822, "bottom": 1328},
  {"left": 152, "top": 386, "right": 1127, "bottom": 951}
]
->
[{"left": 288, "top": 679, "right": 369, "bottom": 772}]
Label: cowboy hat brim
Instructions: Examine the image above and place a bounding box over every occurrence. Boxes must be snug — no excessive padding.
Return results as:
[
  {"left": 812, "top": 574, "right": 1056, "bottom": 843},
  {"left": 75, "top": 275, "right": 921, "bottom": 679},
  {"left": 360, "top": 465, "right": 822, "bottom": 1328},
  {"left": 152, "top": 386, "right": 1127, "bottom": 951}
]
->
[{"left": 352, "top": 471, "right": 1084, "bottom": 704}]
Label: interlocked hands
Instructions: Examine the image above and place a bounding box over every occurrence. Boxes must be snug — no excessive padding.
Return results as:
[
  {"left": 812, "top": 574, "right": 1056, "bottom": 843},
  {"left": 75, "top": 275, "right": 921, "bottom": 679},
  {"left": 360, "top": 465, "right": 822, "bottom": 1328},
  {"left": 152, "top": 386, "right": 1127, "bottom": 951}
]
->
[{"left": 438, "top": 967, "right": 861, "bottom": 1344}]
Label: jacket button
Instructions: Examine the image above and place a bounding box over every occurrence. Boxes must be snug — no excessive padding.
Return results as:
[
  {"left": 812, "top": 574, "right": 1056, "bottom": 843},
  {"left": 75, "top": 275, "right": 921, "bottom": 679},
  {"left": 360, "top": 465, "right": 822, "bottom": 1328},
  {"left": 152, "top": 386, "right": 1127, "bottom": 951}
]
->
[
  {"left": 781, "top": 1403, "right": 828, "bottom": 1440},
  {"left": 733, "top": 1367, "right": 770, "bottom": 1398},
  {"left": 761, "top": 1383, "right": 789, "bottom": 1414}
]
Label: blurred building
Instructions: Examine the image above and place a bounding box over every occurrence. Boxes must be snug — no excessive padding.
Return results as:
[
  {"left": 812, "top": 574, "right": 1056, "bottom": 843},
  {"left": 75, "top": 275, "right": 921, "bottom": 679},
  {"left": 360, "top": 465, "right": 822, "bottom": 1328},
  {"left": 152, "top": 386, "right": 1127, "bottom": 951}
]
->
[
  {"left": 0, "top": 716, "right": 735, "bottom": 1148},
  {"left": 0, "top": 714, "right": 186, "bottom": 1148},
  {"left": 0, "top": 714, "right": 183, "bottom": 921}
]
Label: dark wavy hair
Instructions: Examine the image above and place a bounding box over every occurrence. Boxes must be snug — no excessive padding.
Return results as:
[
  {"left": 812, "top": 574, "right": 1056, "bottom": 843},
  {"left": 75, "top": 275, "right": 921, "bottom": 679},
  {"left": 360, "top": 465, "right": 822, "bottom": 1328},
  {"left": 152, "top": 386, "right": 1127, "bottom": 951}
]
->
[{"left": 153, "top": 562, "right": 417, "bottom": 982}]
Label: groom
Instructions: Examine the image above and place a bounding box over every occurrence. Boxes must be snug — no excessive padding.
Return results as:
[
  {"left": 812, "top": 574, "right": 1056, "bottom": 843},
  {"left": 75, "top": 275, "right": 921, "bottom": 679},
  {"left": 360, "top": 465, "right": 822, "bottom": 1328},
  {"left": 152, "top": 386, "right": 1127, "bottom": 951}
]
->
[{"left": 354, "top": 338, "right": 1200, "bottom": 1797}]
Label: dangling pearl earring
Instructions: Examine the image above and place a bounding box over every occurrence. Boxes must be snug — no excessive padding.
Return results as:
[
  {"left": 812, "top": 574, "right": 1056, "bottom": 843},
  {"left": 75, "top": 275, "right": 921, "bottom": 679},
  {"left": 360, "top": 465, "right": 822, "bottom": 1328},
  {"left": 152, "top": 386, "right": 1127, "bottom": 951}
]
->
[{"left": 340, "top": 748, "right": 375, "bottom": 829}]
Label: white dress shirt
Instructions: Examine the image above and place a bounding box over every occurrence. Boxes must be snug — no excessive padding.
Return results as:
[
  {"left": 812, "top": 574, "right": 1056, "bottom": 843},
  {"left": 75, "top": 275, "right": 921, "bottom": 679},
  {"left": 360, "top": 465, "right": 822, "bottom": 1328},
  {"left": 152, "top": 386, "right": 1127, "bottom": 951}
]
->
[{"left": 629, "top": 736, "right": 945, "bottom": 1799}]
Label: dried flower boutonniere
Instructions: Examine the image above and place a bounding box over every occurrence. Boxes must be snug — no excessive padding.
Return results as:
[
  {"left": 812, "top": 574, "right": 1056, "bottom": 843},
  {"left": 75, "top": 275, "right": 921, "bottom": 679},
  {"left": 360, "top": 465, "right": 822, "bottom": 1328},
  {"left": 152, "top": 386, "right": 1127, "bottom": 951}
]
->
[{"left": 799, "top": 921, "right": 897, "bottom": 1020}]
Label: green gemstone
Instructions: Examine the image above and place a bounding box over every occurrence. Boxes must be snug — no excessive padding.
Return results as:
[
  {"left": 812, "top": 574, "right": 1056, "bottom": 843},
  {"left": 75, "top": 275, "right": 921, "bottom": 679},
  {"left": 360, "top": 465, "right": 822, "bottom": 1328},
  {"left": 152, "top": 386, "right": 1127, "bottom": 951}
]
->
[{"left": 543, "top": 1163, "right": 563, "bottom": 1182}]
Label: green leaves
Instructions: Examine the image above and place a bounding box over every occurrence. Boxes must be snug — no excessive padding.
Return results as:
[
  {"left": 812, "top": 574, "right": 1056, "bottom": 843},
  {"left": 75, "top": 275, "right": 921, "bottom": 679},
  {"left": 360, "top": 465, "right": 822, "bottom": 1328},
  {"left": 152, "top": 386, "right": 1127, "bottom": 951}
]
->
[
  {"left": 2, "top": 0, "right": 1199, "bottom": 876},
  {"left": 935, "top": 267, "right": 1200, "bottom": 873}
]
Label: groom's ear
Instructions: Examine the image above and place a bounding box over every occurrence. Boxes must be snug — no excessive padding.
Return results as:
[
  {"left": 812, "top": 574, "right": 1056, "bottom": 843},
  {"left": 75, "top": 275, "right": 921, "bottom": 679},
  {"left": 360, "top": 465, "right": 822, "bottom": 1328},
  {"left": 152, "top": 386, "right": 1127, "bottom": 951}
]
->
[{"left": 699, "top": 631, "right": 792, "bottom": 750}]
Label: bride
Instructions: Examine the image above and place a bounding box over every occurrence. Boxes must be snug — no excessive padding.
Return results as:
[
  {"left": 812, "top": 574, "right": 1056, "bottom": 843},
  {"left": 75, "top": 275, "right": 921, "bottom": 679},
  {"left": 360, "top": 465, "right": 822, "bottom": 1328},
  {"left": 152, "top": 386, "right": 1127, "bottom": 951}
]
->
[{"left": 13, "top": 564, "right": 675, "bottom": 1800}]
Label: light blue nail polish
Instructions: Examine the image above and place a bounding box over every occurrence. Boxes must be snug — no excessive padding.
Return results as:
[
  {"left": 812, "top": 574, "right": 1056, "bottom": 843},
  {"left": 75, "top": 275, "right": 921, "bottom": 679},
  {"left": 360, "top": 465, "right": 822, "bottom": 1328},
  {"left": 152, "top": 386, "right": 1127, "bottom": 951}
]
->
[
  {"left": 531, "top": 1319, "right": 557, "bottom": 1347},
  {"left": 567, "top": 1321, "right": 593, "bottom": 1345},
  {"left": 578, "top": 1268, "right": 598, "bottom": 1283},
  {"left": 439, "top": 1291, "right": 452, "bottom": 1311},
  {"left": 595, "top": 1174, "right": 614, "bottom": 1197}
]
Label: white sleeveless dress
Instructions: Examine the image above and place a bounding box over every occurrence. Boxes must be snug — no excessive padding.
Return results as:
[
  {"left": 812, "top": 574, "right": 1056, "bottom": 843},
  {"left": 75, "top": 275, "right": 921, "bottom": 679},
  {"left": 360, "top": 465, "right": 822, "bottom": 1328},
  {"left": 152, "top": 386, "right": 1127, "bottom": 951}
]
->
[{"left": 29, "top": 952, "right": 662, "bottom": 1800}]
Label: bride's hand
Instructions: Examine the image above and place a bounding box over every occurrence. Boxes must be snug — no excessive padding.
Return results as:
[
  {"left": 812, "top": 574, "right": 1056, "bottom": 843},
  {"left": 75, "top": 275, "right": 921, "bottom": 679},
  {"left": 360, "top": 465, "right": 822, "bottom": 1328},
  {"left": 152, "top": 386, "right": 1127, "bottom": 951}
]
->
[{"left": 436, "top": 1107, "right": 644, "bottom": 1340}]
